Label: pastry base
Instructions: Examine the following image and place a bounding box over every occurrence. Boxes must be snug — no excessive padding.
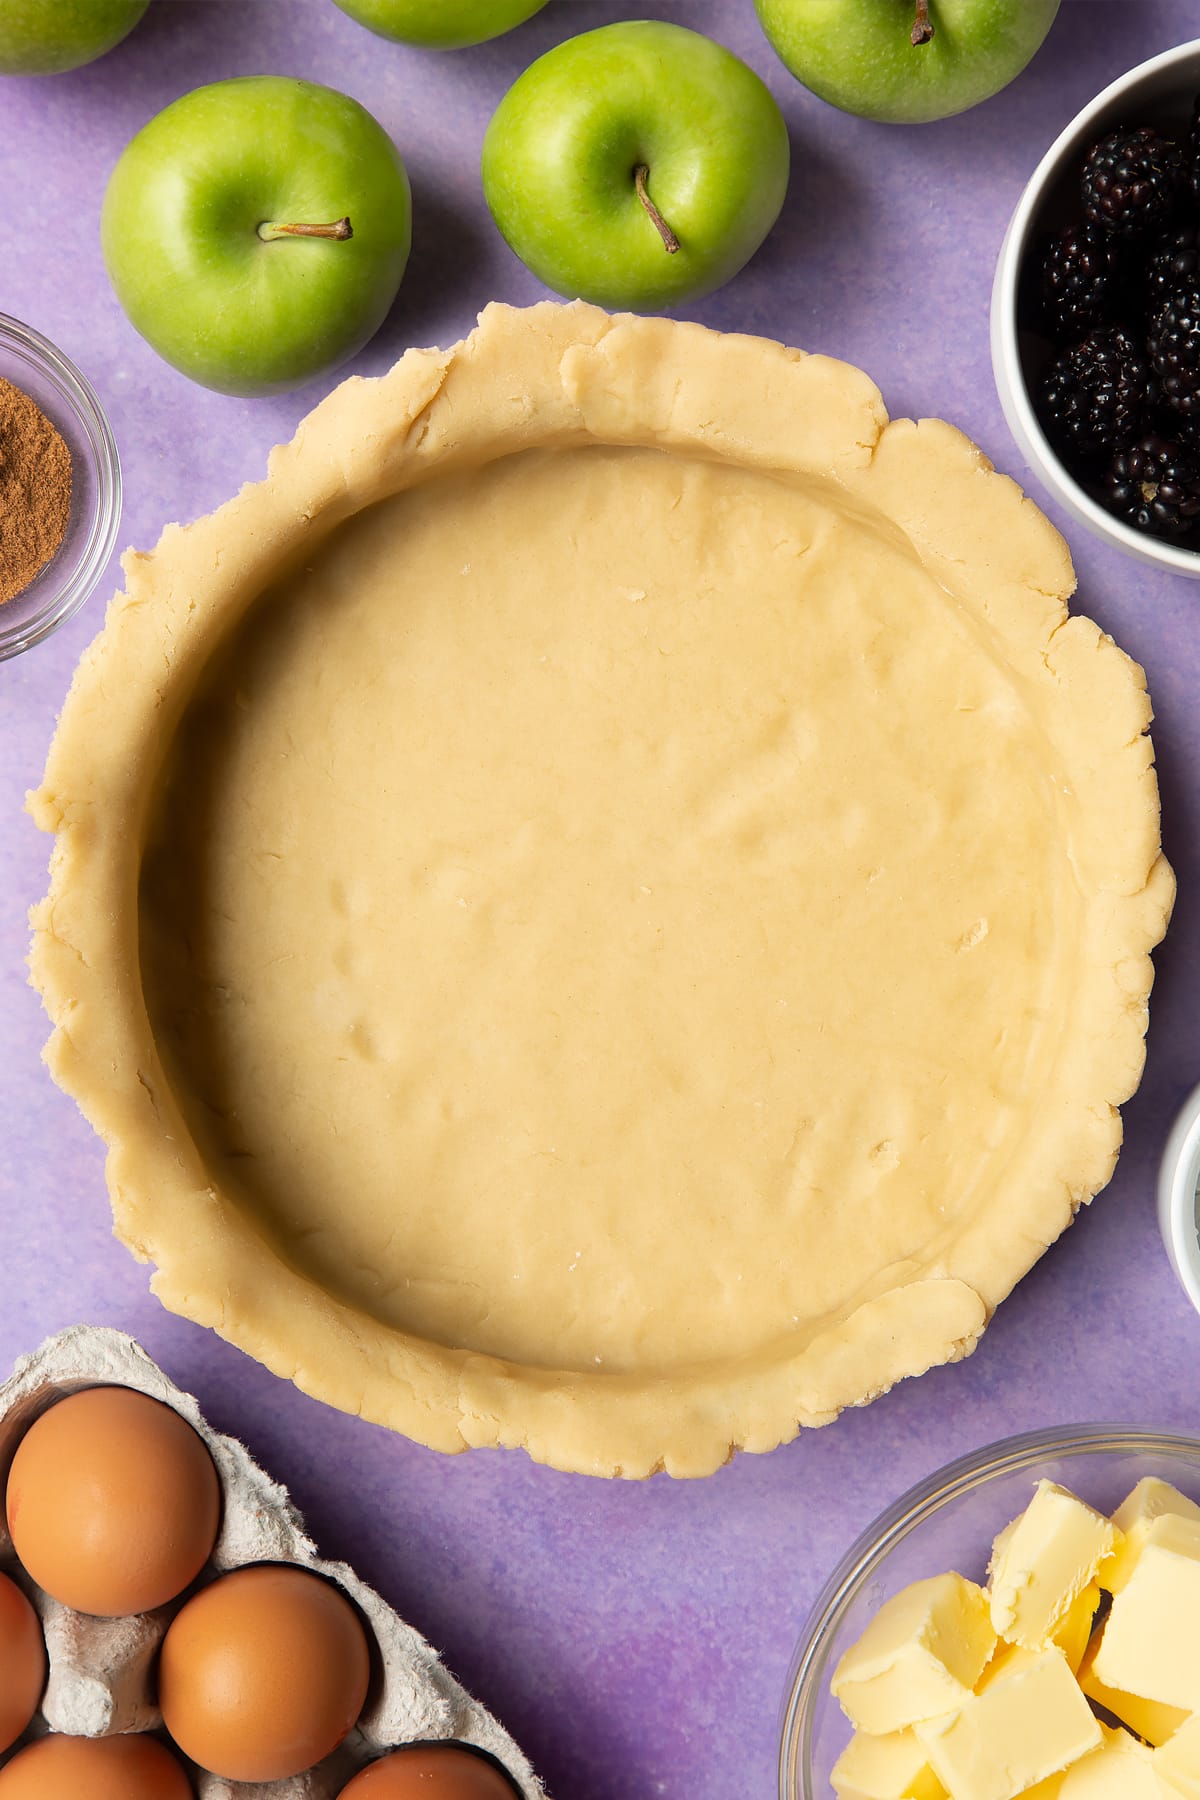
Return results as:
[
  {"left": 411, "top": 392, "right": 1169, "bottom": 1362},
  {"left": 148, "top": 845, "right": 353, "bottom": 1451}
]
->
[{"left": 29, "top": 303, "right": 1173, "bottom": 1477}]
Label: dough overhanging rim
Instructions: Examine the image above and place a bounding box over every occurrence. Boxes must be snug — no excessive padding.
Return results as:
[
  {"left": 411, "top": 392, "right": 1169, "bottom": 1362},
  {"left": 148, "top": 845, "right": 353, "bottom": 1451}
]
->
[{"left": 27, "top": 301, "right": 1174, "bottom": 1478}]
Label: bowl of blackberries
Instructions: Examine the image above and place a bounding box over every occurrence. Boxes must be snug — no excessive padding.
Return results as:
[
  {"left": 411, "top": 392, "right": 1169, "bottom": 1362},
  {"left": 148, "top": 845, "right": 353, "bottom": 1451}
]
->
[{"left": 992, "top": 37, "right": 1200, "bottom": 575}]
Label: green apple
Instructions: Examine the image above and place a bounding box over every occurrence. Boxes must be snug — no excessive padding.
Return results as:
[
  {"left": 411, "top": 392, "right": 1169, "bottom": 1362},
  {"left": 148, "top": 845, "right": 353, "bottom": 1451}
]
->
[
  {"left": 101, "top": 77, "right": 411, "bottom": 397},
  {"left": 481, "top": 20, "right": 790, "bottom": 312},
  {"left": 754, "top": 0, "right": 1060, "bottom": 124},
  {"left": 0, "top": 0, "right": 149, "bottom": 75},
  {"left": 331, "top": 0, "right": 548, "bottom": 51}
]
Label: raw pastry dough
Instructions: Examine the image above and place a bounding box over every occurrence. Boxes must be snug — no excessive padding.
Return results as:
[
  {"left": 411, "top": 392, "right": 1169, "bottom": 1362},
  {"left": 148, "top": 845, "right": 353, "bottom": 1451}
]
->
[{"left": 29, "top": 303, "right": 1173, "bottom": 1477}]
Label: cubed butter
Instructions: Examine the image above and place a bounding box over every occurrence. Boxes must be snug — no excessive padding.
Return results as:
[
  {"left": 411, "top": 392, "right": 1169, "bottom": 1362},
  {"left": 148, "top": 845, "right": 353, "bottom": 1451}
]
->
[
  {"left": 914, "top": 1646, "right": 1100, "bottom": 1800},
  {"left": 974, "top": 1638, "right": 1031, "bottom": 1690},
  {"left": 1091, "top": 1513, "right": 1200, "bottom": 1711},
  {"left": 1016, "top": 1774, "right": 1068, "bottom": 1800},
  {"left": 831, "top": 1728, "right": 948, "bottom": 1800},
  {"left": 988, "top": 1482, "right": 1116, "bottom": 1648},
  {"left": 1156, "top": 1713, "right": 1200, "bottom": 1798},
  {"left": 1056, "top": 1723, "right": 1160, "bottom": 1798},
  {"left": 1051, "top": 1582, "right": 1101, "bottom": 1675},
  {"left": 831, "top": 1573, "right": 997, "bottom": 1735},
  {"left": 1077, "top": 1632, "right": 1188, "bottom": 1747},
  {"left": 988, "top": 1517, "right": 1017, "bottom": 1574},
  {"left": 975, "top": 1639, "right": 1068, "bottom": 1693},
  {"left": 979, "top": 1587, "right": 1099, "bottom": 1689},
  {"left": 1101, "top": 1478, "right": 1200, "bottom": 1594}
]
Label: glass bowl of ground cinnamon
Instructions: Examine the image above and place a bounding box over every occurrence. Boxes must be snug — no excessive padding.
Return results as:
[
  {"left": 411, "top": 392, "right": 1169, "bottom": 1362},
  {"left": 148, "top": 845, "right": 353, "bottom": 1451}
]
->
[{"left": 0, "top": 314, "right": 120, "bottom": 660}]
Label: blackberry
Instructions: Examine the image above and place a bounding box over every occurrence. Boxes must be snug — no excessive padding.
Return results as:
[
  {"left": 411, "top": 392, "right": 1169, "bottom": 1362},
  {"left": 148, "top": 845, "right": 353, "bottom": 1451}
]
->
[
  {"left": 1039, "top": 220, "right": 1122, "bottom": 341},
  {"left": 1039, "top": 326, "right": 1149, "bottom": 460},
  {"left": 1103, "top": 431, "right": 1200, "bottom": 537},
  {"left": 1081, "top": 126, "right": 1183, "bottom": 238},
  {"left": 1148, "top": 281, "right": 1200, "bottom": 418},
  {"left": 1188, "top": 90, "right": 1200, "bottom": 205},
  {"left": 1146, "top": 222, "right": 1200, "bottom": 314}
]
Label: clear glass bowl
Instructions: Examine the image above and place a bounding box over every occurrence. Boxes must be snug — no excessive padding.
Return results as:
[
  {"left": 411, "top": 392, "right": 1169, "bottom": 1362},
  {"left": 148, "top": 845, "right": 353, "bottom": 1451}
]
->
[
  {"left": 0, "top": 314, "right": 121, "bottom": 660},
  {"left": 778, "top": 1424, "right": 1200, "bottom": 1799}
]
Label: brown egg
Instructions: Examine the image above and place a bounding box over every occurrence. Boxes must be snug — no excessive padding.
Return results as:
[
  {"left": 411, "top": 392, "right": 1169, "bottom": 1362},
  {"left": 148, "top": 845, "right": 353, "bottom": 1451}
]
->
[
  {"left": 0, "top": 1732, "right": 192, "bottom": 1798},
  {"left": 337, "top": 1745, "right": 520, "bottom": 1798},
  {"left": 0, "top": 1572, "right": 44, "bottom": 1753},
  {"left": 158, "top": 1563, "right": 371, "bottom": 1780},
  {"left": 5, "top": 1386, "right": 221, "bottom": 1616}
]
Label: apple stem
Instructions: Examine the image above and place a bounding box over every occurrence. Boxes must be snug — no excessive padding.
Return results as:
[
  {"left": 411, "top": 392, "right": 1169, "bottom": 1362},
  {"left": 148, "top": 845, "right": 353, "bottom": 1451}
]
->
[
  {"left": 911, "top": 0, "right": 934, "bottom": 45},
  {"left": 257, "top": 216, "right": 354, "bottom": 242},
  {"left": 634, "top": 166, "right": 680, "bottom": 255}
]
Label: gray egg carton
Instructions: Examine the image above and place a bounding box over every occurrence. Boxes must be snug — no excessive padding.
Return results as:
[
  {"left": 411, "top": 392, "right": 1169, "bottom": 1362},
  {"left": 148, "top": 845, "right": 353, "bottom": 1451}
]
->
[{"left": 0, "top": 1326, "right": 543, "bottom": 1799}]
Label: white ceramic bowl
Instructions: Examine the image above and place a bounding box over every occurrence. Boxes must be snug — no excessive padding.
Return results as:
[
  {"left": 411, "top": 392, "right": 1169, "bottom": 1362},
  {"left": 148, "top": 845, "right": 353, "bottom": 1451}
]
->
[
  {"left": 991, "top": 38, "right": 1200, "bottom": 577},
  {"left": 778, "top": 1425, "right": 1200, "bottom": 1799},
  {"left": 1158, "top": 1081, "right": 1200, "bottom": 1314}
]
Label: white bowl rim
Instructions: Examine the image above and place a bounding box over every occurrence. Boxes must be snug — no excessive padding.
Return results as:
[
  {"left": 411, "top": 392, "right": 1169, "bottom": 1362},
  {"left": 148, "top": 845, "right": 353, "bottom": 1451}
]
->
[
  {"left": 777, "top": 1421, "right": 1200, "bottom": 1799},
  {"left": 1158, "top": 1081, "right": 1200, "bottom": 1314},
  {"left": 991, "top": 35, "right": 1200, "bottom": 578}
]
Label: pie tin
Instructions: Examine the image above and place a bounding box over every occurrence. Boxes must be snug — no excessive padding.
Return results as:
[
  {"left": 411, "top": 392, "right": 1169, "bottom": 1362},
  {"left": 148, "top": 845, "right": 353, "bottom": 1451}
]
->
[
  {"left": 991, "top": 36, "right": 1200, "bottom": 577},
  {"left": 26, "top": 299, "right": 1173, "bottom": 1481}
]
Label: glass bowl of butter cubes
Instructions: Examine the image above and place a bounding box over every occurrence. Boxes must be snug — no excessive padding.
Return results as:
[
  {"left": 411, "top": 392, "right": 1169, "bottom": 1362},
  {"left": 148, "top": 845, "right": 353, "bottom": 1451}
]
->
[{"left": 779, "top": 1424, "right": 1200, "bottom": 1800}]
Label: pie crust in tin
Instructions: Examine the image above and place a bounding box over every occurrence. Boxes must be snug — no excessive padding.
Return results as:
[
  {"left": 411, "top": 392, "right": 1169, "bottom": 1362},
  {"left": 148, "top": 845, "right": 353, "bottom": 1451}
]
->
[{"left": 29, "top": 302, "right": 1174, "bottom": 1477}]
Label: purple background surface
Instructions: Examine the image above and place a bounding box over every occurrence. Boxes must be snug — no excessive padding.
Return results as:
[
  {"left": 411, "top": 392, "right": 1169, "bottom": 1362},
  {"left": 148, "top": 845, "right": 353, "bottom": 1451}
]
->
[{"left": 3, "top": 4, "right": 1200, "bottom": 1797}]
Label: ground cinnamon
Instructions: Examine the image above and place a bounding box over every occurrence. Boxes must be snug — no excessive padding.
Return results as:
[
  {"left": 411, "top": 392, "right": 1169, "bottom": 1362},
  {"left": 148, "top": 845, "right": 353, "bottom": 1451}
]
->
[{"left": 0, "top": 377, "right": 72, "bottom": 606}]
